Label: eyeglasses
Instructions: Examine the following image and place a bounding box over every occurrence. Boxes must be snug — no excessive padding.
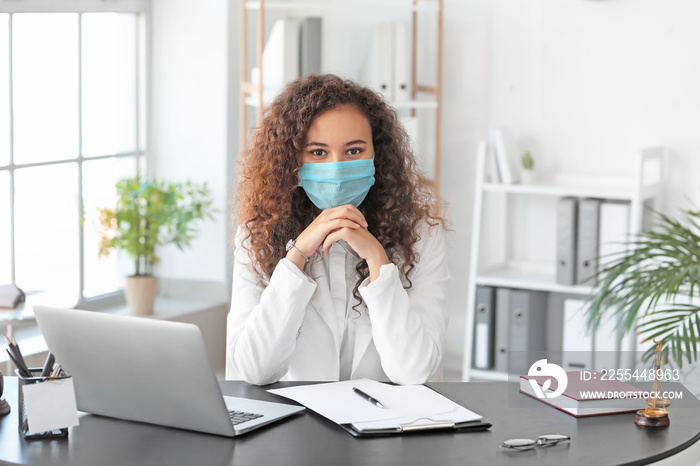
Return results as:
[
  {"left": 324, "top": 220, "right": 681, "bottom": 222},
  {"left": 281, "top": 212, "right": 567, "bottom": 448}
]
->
[{"left": 499, "top": 434, "right": 571, "bottom": 451}]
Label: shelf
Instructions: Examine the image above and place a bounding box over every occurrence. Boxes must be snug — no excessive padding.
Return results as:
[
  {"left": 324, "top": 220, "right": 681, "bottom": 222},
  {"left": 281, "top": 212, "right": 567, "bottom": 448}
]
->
[
  {"left": 245, "top": 1, "right": 440, "bottom": 12},
  {"left": 393, "top": 100, "right": 439, "bottom": 110},
  {"left": 245, "top": 93, "right": 438, "bottom": 110},
  {"left": 464, "top": 148, "right": 667, "bottom": 383},
  {"left": 476, "top": 263, "right": 594, "bottom": 295},
  {"left": 468, "top": 369, "right": 511, "bottom": 382},
  {"left": 483, "top": 181, "right": 634, "bottom": 200}
]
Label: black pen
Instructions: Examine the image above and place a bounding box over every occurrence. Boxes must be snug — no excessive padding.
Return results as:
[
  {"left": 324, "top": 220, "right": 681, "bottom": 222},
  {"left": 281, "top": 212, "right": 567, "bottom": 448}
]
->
[
  {"left": 353, "top": 387, "right": 385, "bottom": 409},
  {"left": 40, "top": 353, "right": 55, "bottom": 377},
  {"left": 5, "top": 349, "right": 31, "bottom": 378},
  {"left": 4, "top": 335, "right": 32, "bottom": 377}
]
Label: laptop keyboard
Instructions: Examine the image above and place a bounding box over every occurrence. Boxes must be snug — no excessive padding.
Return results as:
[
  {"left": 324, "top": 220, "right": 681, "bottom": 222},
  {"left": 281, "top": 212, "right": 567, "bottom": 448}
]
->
[{"left": 229, "top": 410, "right": 264, "bottom": 426}]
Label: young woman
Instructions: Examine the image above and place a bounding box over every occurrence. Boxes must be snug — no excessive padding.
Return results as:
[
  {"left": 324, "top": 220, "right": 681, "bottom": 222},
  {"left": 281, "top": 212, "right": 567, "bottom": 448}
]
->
[{"left": 227, "top": 74, "right": 449, "bottom": 385}]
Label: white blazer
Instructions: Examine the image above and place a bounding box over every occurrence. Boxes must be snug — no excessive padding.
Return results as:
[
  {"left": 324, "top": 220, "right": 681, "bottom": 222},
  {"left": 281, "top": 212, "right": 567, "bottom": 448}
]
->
[{"left": 225, "top": 223, "right": 449, "bottom": 385}]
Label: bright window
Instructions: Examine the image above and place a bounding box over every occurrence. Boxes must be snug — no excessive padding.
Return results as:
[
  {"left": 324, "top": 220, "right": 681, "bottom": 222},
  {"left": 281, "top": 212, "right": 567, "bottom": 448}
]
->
[{"left": 1, "top": 3, "right": 147, "bottom": 304}]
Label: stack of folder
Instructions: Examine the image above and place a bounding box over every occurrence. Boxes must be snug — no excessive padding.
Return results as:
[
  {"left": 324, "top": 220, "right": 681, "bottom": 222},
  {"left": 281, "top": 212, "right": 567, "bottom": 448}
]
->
[
  {"left": 556, "top": 197, "right": 631, "bottom": 286},
  {"left": 472, "top": 287, "right": 547, "bottom": 374}
]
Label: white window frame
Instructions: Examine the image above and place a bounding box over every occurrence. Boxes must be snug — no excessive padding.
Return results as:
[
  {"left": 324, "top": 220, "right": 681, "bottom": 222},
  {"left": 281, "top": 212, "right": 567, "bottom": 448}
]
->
[{"left": 1, "top": 0, "right": 150, "bottom": 306}]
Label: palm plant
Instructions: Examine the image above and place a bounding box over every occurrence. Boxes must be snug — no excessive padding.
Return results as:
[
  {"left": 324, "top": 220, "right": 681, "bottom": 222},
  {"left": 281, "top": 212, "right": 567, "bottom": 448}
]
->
[{"left": 586, "top": 208, "right": 700, "bottom": 367}]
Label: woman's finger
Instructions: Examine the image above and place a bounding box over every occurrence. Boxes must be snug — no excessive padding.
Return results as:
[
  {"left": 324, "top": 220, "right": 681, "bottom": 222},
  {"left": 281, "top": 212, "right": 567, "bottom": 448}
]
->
[
  {"left": 321, "top": 228, "right": 351, "bottom": 256},
  {"left": 320, "top": 204, "right": 368, "bottom": 227}
]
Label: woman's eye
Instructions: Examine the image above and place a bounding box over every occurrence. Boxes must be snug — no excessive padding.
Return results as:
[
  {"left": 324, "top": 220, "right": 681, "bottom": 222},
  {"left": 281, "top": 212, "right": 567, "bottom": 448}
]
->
[
  {"left": 310, "top": 149, "right": 326, "bottom": 157},
  {"left": 347, "top": 148, "right": 362, "bottom": 156}
]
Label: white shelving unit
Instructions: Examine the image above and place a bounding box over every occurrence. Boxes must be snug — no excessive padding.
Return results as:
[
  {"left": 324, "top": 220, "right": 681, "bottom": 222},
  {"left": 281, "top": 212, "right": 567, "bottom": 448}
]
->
[
  {"left": 239, "top": 0, "right": 444, "bottom": 191},
  {"left": 462, "top": 146, "right": 667, "bottom": 381}
]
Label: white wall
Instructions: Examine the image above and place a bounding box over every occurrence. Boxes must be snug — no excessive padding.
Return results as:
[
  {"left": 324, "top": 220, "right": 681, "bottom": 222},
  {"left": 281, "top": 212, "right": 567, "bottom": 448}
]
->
[
  {"left": 150, "top": 0, "right": 700, "bottom": 376},
  {"left": 150, "top": 0, "right": 229, "bottom": 284},
  {"left": 442, "top": 0, "right": 700, "bottom": 375}
]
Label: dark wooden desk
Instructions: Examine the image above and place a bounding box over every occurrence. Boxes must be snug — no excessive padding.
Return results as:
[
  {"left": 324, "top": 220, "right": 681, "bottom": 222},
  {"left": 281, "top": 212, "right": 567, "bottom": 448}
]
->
[{"left": 0, "top": 378, "right": 699, "bottom": 466}]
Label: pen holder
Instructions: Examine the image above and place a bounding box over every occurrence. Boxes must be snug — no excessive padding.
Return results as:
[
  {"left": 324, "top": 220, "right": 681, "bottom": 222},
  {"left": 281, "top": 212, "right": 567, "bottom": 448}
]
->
[{"left": 16, "top": 368, "right": 71, "bottom": 439}]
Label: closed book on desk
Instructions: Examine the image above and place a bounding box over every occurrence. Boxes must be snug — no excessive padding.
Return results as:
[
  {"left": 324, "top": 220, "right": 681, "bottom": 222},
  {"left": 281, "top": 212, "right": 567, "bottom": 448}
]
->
[{"left": 520, "top": 371, "right": 645, "bottom": 417}]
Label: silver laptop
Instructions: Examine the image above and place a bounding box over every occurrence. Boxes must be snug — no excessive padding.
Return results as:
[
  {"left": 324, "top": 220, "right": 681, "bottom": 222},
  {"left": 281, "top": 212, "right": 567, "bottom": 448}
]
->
[{"left": 33, "top": 305, "right": 304, "bottom": 437}]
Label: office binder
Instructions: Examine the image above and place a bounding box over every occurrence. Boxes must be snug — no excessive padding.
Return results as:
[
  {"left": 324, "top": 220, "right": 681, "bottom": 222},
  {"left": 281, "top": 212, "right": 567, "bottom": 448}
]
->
[
  {"left": 494, "top": 288, "right": 511, "bottom": 372},
  {"left": 392, "top": 22, "right": 411, "bottom": 102},
  {"left": 561, "top": 298, "right": 593, "bottom": 370},
  {"left": 509, "top": 289, "right": 547, "bottom": 375},
  {"left": 576, "top": 198, "right": 602, "bottom": 285},
  {"left": 598, "top": 200, "right": 631, "bottom": 269},
  {"left": 556, "top": 197, "right": 578, "bottom": 285},
  {"left": 340, "top": 419, "right": 492, "bottom": 437},
  {"left": 299, "top": 17, "right": 322, "bottom": 76},
  {"left": 486, "top": 140, "right": 501, "bottom": 183},
  {"left": 472, "top": 286, "right": 496, "bottom": 369},
  {"left": 361, "top": 22, "right": 394, "bottom": 101},
  {"left": 593, "top": 313, "right": 619, "bottom": 371},
  {"left": 488, "top": 127, "right": 518, "bottom": 184},
  {"left": 256, "top": 18, "right": 302, "bottom": 94}
]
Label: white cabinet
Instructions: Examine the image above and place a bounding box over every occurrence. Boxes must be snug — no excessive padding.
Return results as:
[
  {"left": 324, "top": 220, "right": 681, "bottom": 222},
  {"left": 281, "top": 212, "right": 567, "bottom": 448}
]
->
[{"left": 462, "top": 147, "right": 666, "bottom": 381}]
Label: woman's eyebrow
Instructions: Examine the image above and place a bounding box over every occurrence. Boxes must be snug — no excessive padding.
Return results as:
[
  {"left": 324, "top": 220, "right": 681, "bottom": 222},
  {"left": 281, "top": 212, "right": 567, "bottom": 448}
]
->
[
  {"left": 305, "top": 141, "right": 329, "bottom": 147},
  {"left": 345, "top": 139, "right": 367, "bottom": 146}
]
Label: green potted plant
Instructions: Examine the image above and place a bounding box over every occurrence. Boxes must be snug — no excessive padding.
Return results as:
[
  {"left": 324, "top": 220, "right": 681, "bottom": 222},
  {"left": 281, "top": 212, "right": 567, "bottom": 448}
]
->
[
  {"left": 96, "top": 177, "right": 215, "bottom": 315},
  {"left": 585, "top": 207, "right": 700, "bottom": 367},
  {"left": 521, "top": 151, "right": 534, "bottom": 184}
]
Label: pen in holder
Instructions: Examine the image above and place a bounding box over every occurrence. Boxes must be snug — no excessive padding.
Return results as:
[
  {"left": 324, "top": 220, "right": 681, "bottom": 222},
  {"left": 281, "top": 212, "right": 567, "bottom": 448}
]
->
[{"left": 16, "top": 368, "right": 72, "bottom": 439}]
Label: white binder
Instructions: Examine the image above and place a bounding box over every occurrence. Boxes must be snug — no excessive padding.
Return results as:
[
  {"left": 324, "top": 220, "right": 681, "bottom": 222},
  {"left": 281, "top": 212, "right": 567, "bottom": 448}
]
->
[
  {"left": 576, "top": 198, "right": 602, "bottom": 285},
  {"left": 509, "top": 289, "right": 547, "bottom": 375},
  {"left": 595, "top": 201, "right": 632, "bottom": 370},
  {"left": 473, "top": 286, "right": 496, "bottom": 370},
  {"left": 561, "top": 298, "right": 593, "bottom": 370},
  {"left": 392, "top": 22, "right": 411, "bottom": 102},
  {"left": 488, "top": 127, "right": 519, "bottom": 185},
  {"left": 300, "top": 17, "right": 322, "bottom": 76},
  {"left": 255, "top": 18, "right": 302, "bottom": 95},
  {"left": 361, "top": 22, "right": 394, "bottom": 101},
  {"left": 494, "top": 288, "right": 511, "bottom": 373},
  {"left": 556, "top": 197, "right": 578, "bottom": 286},
  {"left": 598, "top": 200, "right": 631, "bottom": 270}
]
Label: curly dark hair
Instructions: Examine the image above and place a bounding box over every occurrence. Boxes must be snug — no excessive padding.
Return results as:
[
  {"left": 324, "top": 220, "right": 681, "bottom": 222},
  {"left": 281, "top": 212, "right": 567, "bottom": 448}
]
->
[{"left": 236, "top": 74, "right": 444, "bottom": 304}]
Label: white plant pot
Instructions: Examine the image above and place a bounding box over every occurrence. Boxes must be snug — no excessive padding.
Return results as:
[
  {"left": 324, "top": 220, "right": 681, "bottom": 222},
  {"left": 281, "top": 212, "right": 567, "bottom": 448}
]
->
[
  {"left": 520, "top": 169, "right": 535, "bottom": 185},
  {"left": 124, "top": 276, "right": 158, "bottom": 316}
]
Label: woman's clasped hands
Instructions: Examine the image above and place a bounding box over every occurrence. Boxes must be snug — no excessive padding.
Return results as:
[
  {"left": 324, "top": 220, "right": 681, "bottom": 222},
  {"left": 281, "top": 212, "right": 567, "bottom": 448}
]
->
[{"left": 286, "top": 204, "right": 390, "bottom": 282}]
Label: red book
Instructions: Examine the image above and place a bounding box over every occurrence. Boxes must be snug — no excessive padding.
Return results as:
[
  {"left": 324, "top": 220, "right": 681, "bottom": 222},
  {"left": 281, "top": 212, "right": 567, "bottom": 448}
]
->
[{"left": 520, "top": 371, "right": 647, "bottom": 417}]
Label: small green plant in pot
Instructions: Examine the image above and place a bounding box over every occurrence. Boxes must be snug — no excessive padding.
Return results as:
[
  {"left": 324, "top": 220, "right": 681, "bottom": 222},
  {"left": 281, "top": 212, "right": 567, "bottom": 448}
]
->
[
  {"left": 520, "top": 151, "right": 534, "bottom": 184},
  {"left": 585, "top": 207, "right": 700, "bottom": 368},
  {"left": 96, "top": 177, "right": 215, "bottom": 315}
]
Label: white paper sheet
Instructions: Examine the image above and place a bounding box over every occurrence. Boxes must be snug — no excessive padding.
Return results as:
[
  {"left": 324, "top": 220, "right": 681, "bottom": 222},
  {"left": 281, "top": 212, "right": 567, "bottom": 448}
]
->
[
  {"left": 22, "top": 377, "right": 79, "bottom": 434},
  {"left": 268, "top": 379, "right": 481, "bottom": 427}
]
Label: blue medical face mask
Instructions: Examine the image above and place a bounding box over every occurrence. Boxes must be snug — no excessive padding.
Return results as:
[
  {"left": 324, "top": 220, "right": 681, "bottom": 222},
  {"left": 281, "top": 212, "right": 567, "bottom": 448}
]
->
[{"left": 298, "top": 158, "right": 376, "bottom": 210}]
